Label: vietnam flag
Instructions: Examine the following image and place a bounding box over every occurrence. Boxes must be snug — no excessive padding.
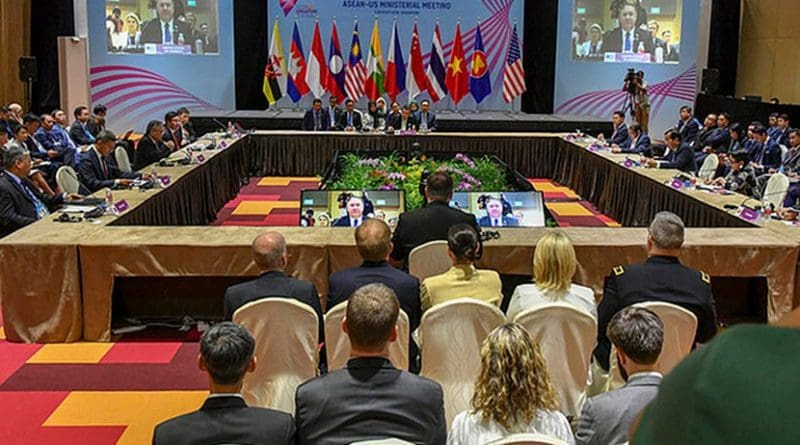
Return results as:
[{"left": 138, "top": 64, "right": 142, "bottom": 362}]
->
[
  {"left": 364, "top": 19, "right": 385, "bottom": 101},
  {"left": 445, "top": 23, "right": 468, "bottom": 105},
  {"left": 384, "top": 20, "right": 406, "bottom": 102},
  {"left": 305, "top": 20, "right": 329, "bottom": 99}
]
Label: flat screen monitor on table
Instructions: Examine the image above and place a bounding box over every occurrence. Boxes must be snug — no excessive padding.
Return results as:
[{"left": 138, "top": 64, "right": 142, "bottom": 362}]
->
[
  {"left": 300, "top": 190, "right": 406, "bottom": 228},
  {"left": 451, "top": 191, "right": 546, "bottom": 228}
]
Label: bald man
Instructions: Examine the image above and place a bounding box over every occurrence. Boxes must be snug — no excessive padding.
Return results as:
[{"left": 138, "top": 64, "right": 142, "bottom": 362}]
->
[{"left": 223, "top": 232, "right": 324, "bottom": 350}]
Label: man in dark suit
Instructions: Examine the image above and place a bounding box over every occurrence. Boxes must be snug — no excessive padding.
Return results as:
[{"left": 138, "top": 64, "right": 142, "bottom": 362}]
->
[
  {"left": 389, "top": 171, "right": 479, "bottom": 267},
  {"left": 602, "top": 3, "right": 653, "bottom": 54},
  {"left": 416, "top": 99, "right": 437, "bottom": 132},
  {"left": 35, "top": 114, "right": 74, "bottom": 166},
  {"left": 332, "top": 195, "right": 368, "bottom": 227},
  {"left": 593, "top": 212, "right": 717, "bottom": 371},
  {"left": 477, "top": 196, "right": 519, "bottom": 227},
  {"left": 153, "top": 322, "right": 296, "bottom": 445},
  {"left": 77, "top": 130, "right": 144, "bottom": 194},
  {"left": 576, "top": 307, "right": 663, "bottom": 445},
  {"left": 69, "top": 106, "right": 96, "bottom": 147},
  {"left": 384, "top": 101, "right": 401, "bottom": 130},
  {"left": 196, "top": 23, "right": 218, "bottom": 53},
  {"left": 677, "top": 106, "right": 700, "bottom": 143},
  {"left": 140, "top": 0, "right": 193, "bottom": 47},
  {"left": 295, "top": 283, "right": 446, "bottom": 445},
  {"left": 162, "top": 111, "right": 188, "bottom": 150},
  {"left": 613, "top": 123, "right": 651, "bottom": 156},
  {"left": 335, "top": 99, "right": 363, "bottom": 131},
  {"left": 328, "top": 219, "right": 421, "bottom": 369},
  {"left": 646, "top": 129, "right": 697, "bottom": 173},
  {"left": 704, "top": 112, "right": 732, "bottom": 153},
  {"left": 134, "top": 120, "right": 174, "bottom": 171},
  {"left": 390, "top": 106, "right": 418, "bottom": 132},
  {"left": 301, "top": 98, "right": 331, "bottom": 131},
  {"left": 223, "top": 231, "right": 324, "bottom": 348},
  {"left": 749, "top": 125, "right": 782, "bottom": 174},
  {"left": 661, "top": 30, "right": 679, "bottom": 62},
  {"left": 327, "top": 95, "right": 342, "bottom": 130},
  {"left": 0, "top": 146, "right": 79, "bottom": 237},
  {"left": 602, "top": 111, "right": 630, "bottom": 148}
]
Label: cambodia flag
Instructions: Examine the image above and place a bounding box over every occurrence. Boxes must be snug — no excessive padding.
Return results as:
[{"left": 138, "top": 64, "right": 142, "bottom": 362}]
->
[
  {"left": 469, "top": 22, "right": 491, "bottom": 104},
  {"left": 384, "top": 20, "right": 406, "bottom": 102},
  {"left": 327, "top": 21, "right": 346, "bottom": 100},
  {"left": 286, "top": 21, "right": 309, "bottom": 102}
]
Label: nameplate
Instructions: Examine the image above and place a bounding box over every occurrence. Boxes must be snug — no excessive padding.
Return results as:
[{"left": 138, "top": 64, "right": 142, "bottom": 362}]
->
[
  {"left": 670, "top": 178, "right": 684, "bottom": 190},
  {"left": 196, "top": 154, "right": 206, "bottom": 163},
  {"left": 738, "top": 207, "right": 760, "bottom": 223},
  {"left": 160, "top": 176, "right": 172, "bottom": 187},
  {"left": 587, "top": 144, "right": 603, "bottom": 152},
  {"left": 114, "top": 199, "right": 130, "bottom": 214}
]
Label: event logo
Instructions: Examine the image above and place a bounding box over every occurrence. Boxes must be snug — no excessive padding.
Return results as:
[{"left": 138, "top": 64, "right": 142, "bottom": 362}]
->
[
  {"left": 296, "top": 4, "right": 318, "bottom": 17},
  {"left": 470, "top": 50, "right": 488, "bottom": 78},
  {"left": 279, "top": 0, "right": 297, "bottom": 15}
]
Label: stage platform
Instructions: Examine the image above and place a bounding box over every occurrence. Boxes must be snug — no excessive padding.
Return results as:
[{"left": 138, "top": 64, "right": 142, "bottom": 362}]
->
[{"left": 192, "top": 110, "right": 612, "bottom": 134}]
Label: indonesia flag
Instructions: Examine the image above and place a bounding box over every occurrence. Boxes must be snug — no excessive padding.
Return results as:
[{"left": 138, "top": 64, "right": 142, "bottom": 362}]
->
[
  {"left": 286, "top": 20, "right": 309, "bottom": 102},
  {"left": 327, "top": 21, "right": 346, "bottom": 100},
  {"left": 305, "top": 20, "right": 329, "bottom": 98},
  {"left": 345, "top": 20, "right": 366, "bottom": 101},
  {"left": 425, "top": 22, "right": 447, "bottom": 103},
  {"left": 406, "top": 22, "right": 427, "bottom": 101},
  {"left": 384, "top": 20, "right": 406, "bottom": 102}
]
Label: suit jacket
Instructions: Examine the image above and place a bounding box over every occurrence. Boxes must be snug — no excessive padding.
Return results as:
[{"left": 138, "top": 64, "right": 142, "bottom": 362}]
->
[
  {"left": 602, "top": 27, "right": 654, "bottom": 54},
  {"left": 608, "top": 123, "right": 630, "bottom": 147},
  {"left": 477, "top": 214, "right": 519, "bottom": 227},
  {"left": 69, "top": 121, "right": 95, "bottom": 146},
  {"left": 705, "top": 127, "right": 731, "bottom": 151},
  {"left": 575, "top": 373, "right": 662, "bottom": 445},
  {"left": 152, "top": 395, "right": 295, "bottom": 445},
  {"left": 332, "top": 215, "right": 367, "bottom": 227},
  {"left": 0, "top": 173, "right": 64, "bottom": 237},
  {"left": 295, "top": 357, "right": 446, "bottom": 445},
  {"left": 415, "top": 111, "right": 437, "bottom": 131},
  {"left": 678, "top": 117, "right": 700, "bottom": 143},
  {"left": 335, "top": 110, "right": 363, "bottom": 131},
  {"left": 619, "top": 134, "right": 652, "bottom": 155},
  {"left": 391, "top": 115, "right": 419, "bottom": 132},
  {"left": 197, "top": 33, "right": 218, "bottom": 53},
  {"left": 35, "top": 128, "right": 72, "bottom": 165},
  {"left": 302, "top": 109, "right": 331, "bottom": 131},
  {"left": 658, "top": 143, "right": 697, "bottom": 173},
  {"left": 389, "top": 200, "right": 479, "bottom": 266},
  {"left": 692, "top": 126, "right": 716, "bottom": 151},
  {"left": 77, "top": 147, "right": 141, "bottom": 193},
  {"left": 134, "top": 136, "right": 171, "bottom": 171},
  {"left": 223, "top": 270, "right": 324, "bottom": 344},
  {"left": 140, "top": 18, "right": 193, "bottom": 46},
  {"left": 163, "top": 126, "right": 185, "bottom": 149},
  {"left": 327, "top": 106, "right": 342, "bottom": 129},
  {"left": 593, "top": 256, "right": 717, "bottom": 370},
  {"left": 384, "top": 111, "right": 401, "bottom": 129},
  {"left": 752, "top": 137, "right": 783, "bottom": 171},
  {"left": 664, "top": 44, "right": 679, "bottom": 62}
]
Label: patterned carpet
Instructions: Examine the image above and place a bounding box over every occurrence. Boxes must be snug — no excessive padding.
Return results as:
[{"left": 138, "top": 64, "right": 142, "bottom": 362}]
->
[{"left": 213, "top": 177, "right": 620, "bottom": 227}]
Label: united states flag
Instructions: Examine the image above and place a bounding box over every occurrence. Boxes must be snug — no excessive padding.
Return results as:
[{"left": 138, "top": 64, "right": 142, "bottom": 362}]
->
[
  {"left": 502, "top": 24, "right": 526, "bottom": 103},
  {"left": 345, "top": 21, "right": 367, "bottom": 101}
]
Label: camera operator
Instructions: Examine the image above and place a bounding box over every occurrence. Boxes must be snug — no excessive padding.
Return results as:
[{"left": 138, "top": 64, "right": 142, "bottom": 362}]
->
[{"left": 623, "top": 69, "right": 650, "bottom": 133}]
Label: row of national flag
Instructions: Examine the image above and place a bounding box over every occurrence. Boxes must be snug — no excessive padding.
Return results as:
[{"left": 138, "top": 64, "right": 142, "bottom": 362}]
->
[{"left": 263, "top": 19, "right": 526, "bottom": 106}]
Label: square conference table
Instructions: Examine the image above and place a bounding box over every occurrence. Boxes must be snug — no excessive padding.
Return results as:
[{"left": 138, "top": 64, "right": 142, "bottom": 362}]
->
[{"left": 1, "top": 131, "right": 797, "bottom": 342}]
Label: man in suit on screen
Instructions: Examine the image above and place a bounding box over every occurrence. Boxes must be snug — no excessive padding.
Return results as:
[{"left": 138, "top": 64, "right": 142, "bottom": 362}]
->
[
  {"left": 602, "top": 2, "right": 653, "bottom": 55},
  {"left": 333, "top": 195, "right": 368, "bottom": 227},
  {"left": 141, "top": 0, "right": 193, "bottom": 47},
  {"left": 477, "top": 196, "right": 519, "bottom": 227}
]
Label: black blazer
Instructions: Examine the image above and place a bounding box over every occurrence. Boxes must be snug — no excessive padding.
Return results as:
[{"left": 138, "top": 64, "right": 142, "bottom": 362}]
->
[
  {"left": 0, "top": 173, "right": 64, "bottom": 237},
  {"left": 416, "top": 111, "right": 437, "bottom": 131},
  {"left": 152, "top": 395, "right": 296, "bottom": 445},
  {"left": 295, "top": 357, "right": 446, "bottom": 445},
  {"left": 619, "top": 134, "right": 652, "bottom": 155},
  {"left": 390, "top": 200, "right": 479, "bottom": 266},
  {"left": 332, "top": 216, "right": 368, "bottom": 227},
  {"left": 163, "top": 126, "right": 185, "bottom": 148},
  {"left": 134, "top": 137, "right": 171, "bottom": 171},
  {"left": 77, "top": 148, "right": 141, "bottom": 194},
  {"left": 658, "top": 143, "right": 697, "bottom": 173},
  {"left": 608, "top": 123, "right": 630, "bottom": 147},
  {"left": 390, "top": 115, "right": 419, "bottom": 132},
  {"left": 678, "top": 117, "right": 700, "bottom": 143},
  {"left": 69, "top": 122, "right": 95, "bottom": 146},
  {"left": 140, "top": 18, "right": 193, "bottom": 46},
  {"left": 335, "top": 110, "right": 363, "bottom": 131},
  {"left": 602, "top": 27, "right": 654, "bottom": 54},
  {"left": 302, "top": 109, "right": 331, "bottom": 131}
]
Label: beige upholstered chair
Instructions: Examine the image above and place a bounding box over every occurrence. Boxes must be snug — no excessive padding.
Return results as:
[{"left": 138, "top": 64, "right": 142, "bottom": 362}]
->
[
  {"left": 55, "top": 166, "right": 81, "bottom": 195},
  {"left": 633, "top": 301, "right": 698, "bottom": 374},
  {"left": 764, "top": 173, "right": 789, "bottom": 211},
  {"left": 697, "top": 154, "right": 719, "bottom": 181},
  {"left": 325, "top": 301, "right": 410, "bottom": 370},
  {"left": 514, "top": 303, "right": 597, "bottom": 418},
  {"left": 419, "top": 298, "right": 506, "bottom": 426},
  {"left": 114, "top": 146, "right": 132, "bottom": 173},
  {"left": 232, "top": 298, "right": 319, "bottom": 414},
  {"left": 408, "top": 240, "right": 450, "bottom": 282},
  {"left": 485, "top": 434, "right": 571, "bottom": 445}
]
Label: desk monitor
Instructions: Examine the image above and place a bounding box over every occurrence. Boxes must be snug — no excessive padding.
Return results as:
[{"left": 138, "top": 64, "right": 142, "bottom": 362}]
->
[
  {"left": 451, "top": 191, "right": 546, "bottom": 228},
  {"left": 300, "top": 190, "right": 406, "bottom": 228}
]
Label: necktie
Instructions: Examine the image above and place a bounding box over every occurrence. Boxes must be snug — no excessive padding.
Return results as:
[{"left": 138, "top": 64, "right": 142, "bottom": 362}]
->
[
  {"left": 347, "top": 113, "right": 352, "bottom": 127},
  {"left": 314, "top": 111, "right": 320, "bottom": 131},
  {"left": 101, "top": 155, "right": 109, "bottom": 178},
  {"left": 20, "top": 180, "right": 48, "bottom": 219},
  {"left": 494, "top": 218, "right": 499, "bottom": 227},
  {"left": 624, "top": 31, "right": 632, "bottom": 52},
  {"left": 164, "top": 23, "right": 172, "bottom": 44},
  {"left": 352, "top": 218, "right": 358, "bottom": 227}
]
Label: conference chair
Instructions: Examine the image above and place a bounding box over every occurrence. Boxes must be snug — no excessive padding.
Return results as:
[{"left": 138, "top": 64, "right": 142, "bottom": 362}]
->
[
  {"left": 325, "top": 301, "right": 410, "bottom": 370},
  {"left": 55, "top": 166, "right": 81, "bottom": 195},
  {"left": 764, "top": 173, "right": 790, "bottom": 211},
  {"left": 232, "top": 298, "right": 319, "bottom": 414},
  {"left": 514, "top": 303, "right": 597, "bottom": 418},
  {"left": 485, "top": 433, "right": 571, "bottom": 445},
  {"left": 697, "top": 154, "right": 719, "bottom": 181},
  {"left": 633, "top": 301, "right": 697, "bottom": 374},
  {"left": 408, "top": 240, "right": 450, "bottom": 282},
  {"left": 419, "top": 298, "right": 506, "bottom": 426},
  {"left": 114, "top": 146, "right": 132, "bottom": 173}
]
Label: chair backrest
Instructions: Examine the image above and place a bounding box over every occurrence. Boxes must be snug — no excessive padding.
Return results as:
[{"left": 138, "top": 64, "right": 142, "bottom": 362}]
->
[
  {"left": 764, "top": 173, "right": 790, "bottom": 210},
  {"left": 514, "top": 303, "right": 597, "bottom": 418},
  {"left": 114, "top": 146, "right": 132, "bottom": 173},
  {"left": 55, "top": 166, "right": 81, "bottom": 195},
  {"left": 780, "top": 144, "right": 789, "bottom": 160},
  {"left": 232, "top": 298, "right": 319, "bottom": 414},
  {"left": 419, "top": 298, "right": 506, "bottom": 426},
  {"left": 697, "top": 154, "right": 719, "bottom": 180},
  {"left": 408, "top": 240, "right": 450, "bottom": 282},
  {"left": 325, "top": 301, "right": 410, "bottom": 371},
  {"left": 633, "top": 301, "right": 697, "bottom": 374},
  {"left": 485, "top": 433, "right": 570, "bottom": 445}
]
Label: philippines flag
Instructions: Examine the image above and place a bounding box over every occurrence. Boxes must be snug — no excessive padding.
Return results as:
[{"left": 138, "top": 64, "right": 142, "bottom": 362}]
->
[
  {"left": 305, "top": 20, "right": 329, "bottom": 99},
  {"left": 406, "top": 22, "right": 427, "bottom": 101},
  {"left": 327, "top": 21, "right": 346, "bottom": 100},
  {"left": 426, "top": 22, "right": 447, "bottom": 103},
  {"left": 384, "top": 20, "right": 406, "bottom": 102},
  {"left": 469, "top": 22, "right": 491, "bottom": 104},
  {"left": 287, "top": 20, "right": 309, "bottom": 102},
  {"left": 345, "top": 21, "right": 367, "bottom": 101},
  {"left": 502, "top": 24, "right": 527, "bottom": 103}
]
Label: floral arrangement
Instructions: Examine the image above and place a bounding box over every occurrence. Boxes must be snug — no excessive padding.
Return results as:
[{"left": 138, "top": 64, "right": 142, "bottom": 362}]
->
[{"left": 330, "top": 152, "right": 508, "bottom": 210}]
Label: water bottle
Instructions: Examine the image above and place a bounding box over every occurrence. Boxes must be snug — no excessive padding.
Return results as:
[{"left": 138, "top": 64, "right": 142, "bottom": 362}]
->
[
  {"left": 637, "top": 41, "right": 645, "bottom": 54},
  {"left": 104, "top": 188, "right": 114, "bottom": 214},
  {"left": 195, "top": 38, "right": 204, "bottom": 55},
  {"left": 178, "top": 33, "right": 185, "bottom": 45},
  {"left": 655, "top": 46, "right": 664, "bottom": 63},
  {"left": 420, "top": 120, "right": 428, "bottom": 133}
]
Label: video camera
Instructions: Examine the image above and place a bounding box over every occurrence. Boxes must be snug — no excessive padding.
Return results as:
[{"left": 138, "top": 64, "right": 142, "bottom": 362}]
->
[{"left": 624, "top": 68, "right": 637, "bottom": 94}]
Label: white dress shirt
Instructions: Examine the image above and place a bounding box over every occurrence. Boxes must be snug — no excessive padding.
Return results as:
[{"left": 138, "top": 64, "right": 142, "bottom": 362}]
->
[
  {"left": 161, "top": 19, "right": 175, "bottom": 44},
  {"left": 506, "top": 283, "right": 597, "bottom": 321},
  {"left": 447, "top": 409, "right": 575, "bottom": 445}
]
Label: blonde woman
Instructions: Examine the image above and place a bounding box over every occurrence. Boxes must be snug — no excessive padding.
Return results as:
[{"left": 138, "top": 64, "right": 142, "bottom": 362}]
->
[
  {"left": 447, "top": 324, "right": 575, "bottom": 444},
  {"left": 124, "top": 13, "right": 142, "bottom": 49},
  {"left": 506, "top": 230, "right": 596, "bottom": 320}
]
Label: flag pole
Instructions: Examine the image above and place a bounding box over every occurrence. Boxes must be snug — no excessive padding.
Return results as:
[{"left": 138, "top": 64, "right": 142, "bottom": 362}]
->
[
  {"left": 512, "top": 18, "right": 520, "bottom": 114},
  {"left": 453, "top": 18, "right": 460, "bottom": 115},
  {"left": 473, "top": 18, "right": 481, "bottom": 114}
]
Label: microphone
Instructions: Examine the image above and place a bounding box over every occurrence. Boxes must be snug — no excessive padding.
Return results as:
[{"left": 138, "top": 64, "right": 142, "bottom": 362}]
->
[{"left": 211, "top": 118, "right": 229, "bottom": 134}]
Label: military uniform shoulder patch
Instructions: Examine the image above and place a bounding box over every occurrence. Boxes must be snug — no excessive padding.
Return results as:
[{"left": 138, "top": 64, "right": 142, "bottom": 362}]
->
[
  {"left": 613, "top": 265, "right": 625, "bottom": 276},
  {"left": 701, "top": 271, "right": 711, "bottom": 284}
]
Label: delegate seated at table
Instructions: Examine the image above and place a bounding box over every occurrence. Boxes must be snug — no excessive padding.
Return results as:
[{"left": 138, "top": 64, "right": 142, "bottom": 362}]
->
[
  {"left": 612, "top": 123, "right": 651, "bottom": 156},
  {"left": 77, "top": 130, "right": 145, "bottom": 194},
  {"left": 644, "top": 130, "right": 696, "bottom": 173}
]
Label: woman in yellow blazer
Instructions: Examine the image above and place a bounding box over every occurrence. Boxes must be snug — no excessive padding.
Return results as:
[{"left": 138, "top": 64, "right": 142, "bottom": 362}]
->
[{"left": 421, "top": 224, "right": 503, "bottom": 311}]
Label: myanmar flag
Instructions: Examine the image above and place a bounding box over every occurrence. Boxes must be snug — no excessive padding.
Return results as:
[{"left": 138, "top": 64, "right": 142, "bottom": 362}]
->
[{"left": 364, "top": 19, "right": 385, "bottom": 101}]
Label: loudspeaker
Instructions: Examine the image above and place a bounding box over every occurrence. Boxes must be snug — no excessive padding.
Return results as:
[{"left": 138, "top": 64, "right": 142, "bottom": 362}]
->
[
  {"left": 701, "top": 68, "right": 720, "bottom": 94},
  {"left": 18, "top": 57, "right": 37, "bottom": 82}
]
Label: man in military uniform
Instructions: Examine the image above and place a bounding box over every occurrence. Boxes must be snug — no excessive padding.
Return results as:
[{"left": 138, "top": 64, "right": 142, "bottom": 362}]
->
[{"left": 593, "top": 211, "right": 718, "bottom": 371}]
